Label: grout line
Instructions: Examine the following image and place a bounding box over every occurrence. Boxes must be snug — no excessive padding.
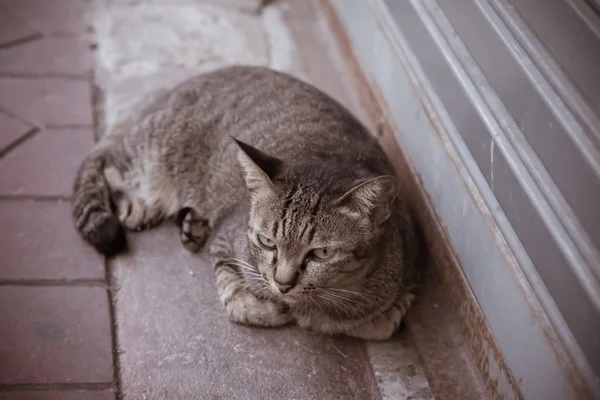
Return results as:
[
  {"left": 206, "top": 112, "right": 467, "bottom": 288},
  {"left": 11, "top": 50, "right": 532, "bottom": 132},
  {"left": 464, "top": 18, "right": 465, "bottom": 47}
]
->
[
  {"left": 0, "top": 195, "right": 71, "bottom": 202},
  {"left": 0, "top": 72, "right": 90, "bottom": 80},
  {"left": 106, "top": 267, "right": 124, "bottom": 400},
  {"left": 0, "top": 108, "right": 39, "bottom": 129},
  {"left": 0, "top": 382, "right": 114, "bottom": 392},
  {"left": 0, "top": 127, "right": 38, "bottom": 158},
  {"left": 89, "top": 18, "right": 124, "bottom": 396},
  {"left": 47, "top": 32, "right": 92, "bottom": 39},
  {"left": 44, "top": 124, "right": 95, "bottom": 129},
  {"left": 0, "top": 279, "right": 107, "bottom": 287},
  {"left": 0, "top": 33, "right": 42, "bottom": 50}
]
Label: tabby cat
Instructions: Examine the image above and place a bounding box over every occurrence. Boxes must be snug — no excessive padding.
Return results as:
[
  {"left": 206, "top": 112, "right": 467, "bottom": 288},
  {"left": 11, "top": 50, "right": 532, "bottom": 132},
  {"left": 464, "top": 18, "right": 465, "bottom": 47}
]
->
[{"left": 72, "top": 66, "right": 420, "bottom": 340}]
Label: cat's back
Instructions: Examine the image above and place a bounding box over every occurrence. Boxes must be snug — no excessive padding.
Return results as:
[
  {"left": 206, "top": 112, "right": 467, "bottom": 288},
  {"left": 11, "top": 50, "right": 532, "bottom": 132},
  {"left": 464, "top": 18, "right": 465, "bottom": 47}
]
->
[
  {"left": 168, "top": 65, "right": 355, "bottom": 129},
  {"left": 158, "top": 66, "right": 387, "bottom": 169}
]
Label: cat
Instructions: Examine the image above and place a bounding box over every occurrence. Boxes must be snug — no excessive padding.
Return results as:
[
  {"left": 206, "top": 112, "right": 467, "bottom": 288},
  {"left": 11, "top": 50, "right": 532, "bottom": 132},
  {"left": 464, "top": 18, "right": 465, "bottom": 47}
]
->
[{"left": 72, "top": 66, "right": 420, "bottom": 340}]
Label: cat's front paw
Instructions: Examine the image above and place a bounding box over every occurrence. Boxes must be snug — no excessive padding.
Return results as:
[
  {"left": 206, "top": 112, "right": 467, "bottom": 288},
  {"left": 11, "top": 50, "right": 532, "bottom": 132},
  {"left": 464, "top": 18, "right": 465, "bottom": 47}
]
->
[
  {"left": 225, "top": 292, "right": 294, "bottom": 327},
  {"left": 177, "top": 207, "right": 211, "bottom": 252},
  {"left": 345, "top": 293, "right": 415, "bottom": 340},
  {"left": 214, "top": 256, "right": 293, "bottom": 327}
]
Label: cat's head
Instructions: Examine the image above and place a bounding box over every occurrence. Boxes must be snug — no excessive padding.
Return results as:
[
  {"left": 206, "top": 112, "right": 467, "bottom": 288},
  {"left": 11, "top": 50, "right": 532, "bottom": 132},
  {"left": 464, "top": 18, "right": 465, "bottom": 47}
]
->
[{"left": 233, "top": 138, "right": 399, "bottom": 302}]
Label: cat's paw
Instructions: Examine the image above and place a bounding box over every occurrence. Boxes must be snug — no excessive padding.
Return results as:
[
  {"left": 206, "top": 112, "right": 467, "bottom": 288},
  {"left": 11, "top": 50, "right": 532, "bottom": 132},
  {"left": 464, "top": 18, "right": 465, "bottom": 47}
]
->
[
  {"left": 345, "top": 293, "right": 415, "bottom": 340},
  {"left": 138, "top": 214, "right": 164, "bottom": 231},
  {"left": 114, "top": 194, "right": 144, "bottom": 231},
  {"left": 104, "top": 166, "right": 148, "bottom": 232},
  {"left": 178, "top": 207, "right": 211, "bottom": 252},
  {"left": 214, "top": 253, "right": 292, "bottom": 327},
  {"left": 114, "top": 195, "right": 162, "bottom": 232},
  {"left": 225, "top": 292, "right": 293, "bottom": 327}
]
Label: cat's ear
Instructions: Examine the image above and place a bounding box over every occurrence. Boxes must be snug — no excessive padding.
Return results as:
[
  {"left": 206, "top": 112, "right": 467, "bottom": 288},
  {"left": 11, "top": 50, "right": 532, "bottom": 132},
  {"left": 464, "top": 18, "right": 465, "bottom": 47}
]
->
[
  {"left": 334, "top": 175, "right": 400, "bottom": 225},
  {"left": 231, "top": 137, "right": 282, "bottom": 196}
]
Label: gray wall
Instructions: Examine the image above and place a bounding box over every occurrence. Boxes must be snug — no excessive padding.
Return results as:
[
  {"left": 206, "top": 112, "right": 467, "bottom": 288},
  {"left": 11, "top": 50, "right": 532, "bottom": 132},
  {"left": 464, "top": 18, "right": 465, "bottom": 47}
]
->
[{"left": 330, "top": 0, "right": 600, "bottom": 399}]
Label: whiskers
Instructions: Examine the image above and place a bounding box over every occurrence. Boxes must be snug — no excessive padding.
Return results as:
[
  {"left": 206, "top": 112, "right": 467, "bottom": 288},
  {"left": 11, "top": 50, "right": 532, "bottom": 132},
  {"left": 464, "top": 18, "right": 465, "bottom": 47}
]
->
[
  {"left": 303, "top": 287, "right": 384, "bottom": 318},
  {"left": 221, "top": 257, "right": 259, "bottom": 274},
  {"left": 220, "top": 258, "right": 270, "bottom": 295}
]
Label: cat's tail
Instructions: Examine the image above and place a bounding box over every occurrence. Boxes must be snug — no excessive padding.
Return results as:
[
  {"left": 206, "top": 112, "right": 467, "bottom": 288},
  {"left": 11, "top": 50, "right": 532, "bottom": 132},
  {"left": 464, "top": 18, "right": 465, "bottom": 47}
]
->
[{"left": 72, "top": 144, "right": 126, "bottom": 257}]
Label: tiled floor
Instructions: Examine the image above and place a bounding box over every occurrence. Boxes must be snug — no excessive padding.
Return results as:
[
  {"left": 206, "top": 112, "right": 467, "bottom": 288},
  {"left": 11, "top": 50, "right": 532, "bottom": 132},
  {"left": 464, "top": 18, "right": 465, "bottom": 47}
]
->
[{"left": 0, "top": 1, "right": 117, "bottom": 399}]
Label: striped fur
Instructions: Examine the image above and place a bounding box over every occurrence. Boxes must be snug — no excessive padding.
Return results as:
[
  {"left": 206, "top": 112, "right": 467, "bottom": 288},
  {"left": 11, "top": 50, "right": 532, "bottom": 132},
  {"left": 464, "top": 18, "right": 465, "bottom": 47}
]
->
[
  {"left": 72, "top": 143, "right": 126, "bottom": 256},
  {"left": 72, "top": 66, "right": 420, "bottom": 339}
]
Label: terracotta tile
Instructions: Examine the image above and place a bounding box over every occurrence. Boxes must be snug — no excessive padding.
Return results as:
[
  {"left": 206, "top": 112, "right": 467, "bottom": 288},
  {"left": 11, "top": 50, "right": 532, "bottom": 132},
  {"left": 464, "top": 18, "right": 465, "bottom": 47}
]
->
[
  {"left": 0, "top": 112, "right": 33, "bottom": 153},
  {"left": 0, "top": 128, "right": 93, "bottom": 196},
  {"left": 0, "top": 391, "right": 116, "bottom": 400},
  {"left": 0, "top": 0, "right": 89, "bottom": 36},
  {"left": 0, "top": 286, "right": 114, "bottom": 384},
  {"left": 113, "top": 225, "right": 380, "bottom": 399},
  {"left": 0, "top": 78, "right": 93, "bottom": 127},
  {"left": 0, "top": 6, "right": 39, "bottom": 46},
  {"left": 0, "top": 201, "right": 105, "bottom": 280},
  {"left": 0, "top": 37, "right": 92, "bottom": 76}
]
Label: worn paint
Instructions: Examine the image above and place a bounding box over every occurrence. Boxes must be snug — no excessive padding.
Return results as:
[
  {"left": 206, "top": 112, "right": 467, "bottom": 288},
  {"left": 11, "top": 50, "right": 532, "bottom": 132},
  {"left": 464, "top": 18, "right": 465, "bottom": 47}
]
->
[{"left": 320, "top": 0, "right": 522, "bottom": 398}]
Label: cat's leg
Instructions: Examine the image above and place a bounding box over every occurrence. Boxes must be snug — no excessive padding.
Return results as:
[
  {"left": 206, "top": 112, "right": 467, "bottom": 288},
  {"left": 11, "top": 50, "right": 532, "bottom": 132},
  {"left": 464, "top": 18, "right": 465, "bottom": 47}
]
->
[
  {"left": 104, "top": 166, "right": 163, "bottom": 231},
  {"left": 210, "top": 238, "right": 293, "bottom": 327},
  {"left": 174, "top": 173, "right": 249, "bottom": 253},
  {"left": 215, "top": 262, "right": 293, "bottom": 327},
  {"left": 344, "top": 292, "right": 415, "bottom": 340},
  {"left": 176, "top": 207, "right": 211, "bottom": 253}
]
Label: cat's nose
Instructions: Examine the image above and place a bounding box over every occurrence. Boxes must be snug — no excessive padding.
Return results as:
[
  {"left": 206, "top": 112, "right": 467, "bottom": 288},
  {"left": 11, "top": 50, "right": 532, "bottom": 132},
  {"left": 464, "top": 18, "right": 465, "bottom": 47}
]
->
[
  {"left": 273, "top": 269, "right": 298, "bottom": 294},
  {"left": 275, "top": 282, "right": 293, "bottom": 294}
]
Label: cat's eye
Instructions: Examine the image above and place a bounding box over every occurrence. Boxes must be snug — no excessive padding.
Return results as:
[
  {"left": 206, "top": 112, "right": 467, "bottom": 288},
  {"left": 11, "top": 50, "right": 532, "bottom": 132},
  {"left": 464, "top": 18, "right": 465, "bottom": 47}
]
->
[
  {"left": 311, "top": 247, "right": 335, "bottom": 260},
  {"left": 257, "top": 234, "right": 276, "bottom": 250}
]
